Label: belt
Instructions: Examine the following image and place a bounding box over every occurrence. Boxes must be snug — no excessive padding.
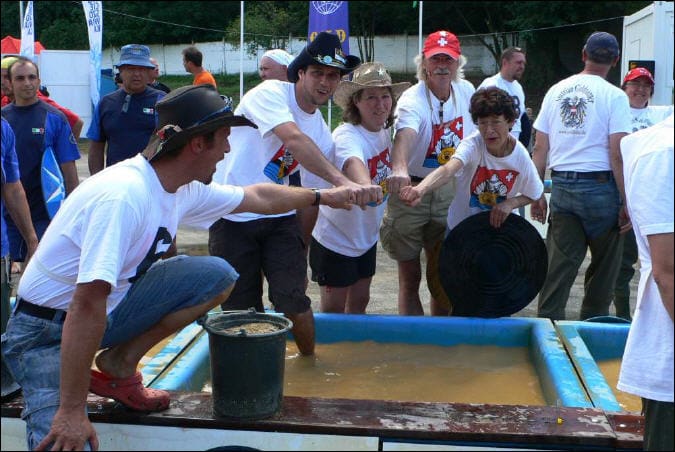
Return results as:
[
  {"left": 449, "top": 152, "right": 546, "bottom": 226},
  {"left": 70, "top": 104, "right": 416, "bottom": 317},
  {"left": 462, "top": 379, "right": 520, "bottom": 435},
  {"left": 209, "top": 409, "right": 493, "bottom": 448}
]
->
[
  {"left": 551, "top": 170, "right": 612, "bottom": 180},
  {"left": 16, "top": 298, "right": 67, "bottom": 323},
  {"left": 410, "top": 175, "right": 424, "bottom": 183}
]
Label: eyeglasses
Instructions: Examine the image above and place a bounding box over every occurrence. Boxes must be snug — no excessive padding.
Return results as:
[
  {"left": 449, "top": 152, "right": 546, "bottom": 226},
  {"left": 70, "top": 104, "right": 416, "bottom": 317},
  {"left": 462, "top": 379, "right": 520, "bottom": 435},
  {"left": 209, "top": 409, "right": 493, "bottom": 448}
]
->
[
  {"left": 121, "top": 94, "right": 131, "bottom": 113},
  {"left": 476, "top": 119, "right": 509, "bottom": 129},
  {"left": 625, "top": 81, "right": 652, "bottom": 90}
]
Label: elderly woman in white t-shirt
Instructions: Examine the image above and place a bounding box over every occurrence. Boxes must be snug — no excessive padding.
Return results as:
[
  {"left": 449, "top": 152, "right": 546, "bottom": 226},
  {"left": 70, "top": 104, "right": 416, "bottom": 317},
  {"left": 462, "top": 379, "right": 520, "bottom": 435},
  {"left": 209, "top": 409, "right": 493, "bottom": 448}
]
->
[
  {"left": 400, "top": 86, "right": 543, "bottom": 232},
  {"left": 612, "top": 67, "right": 674, "bottom": 320},
  {"left": 309, "top": 62, "right": 409, "bottom": 313}
]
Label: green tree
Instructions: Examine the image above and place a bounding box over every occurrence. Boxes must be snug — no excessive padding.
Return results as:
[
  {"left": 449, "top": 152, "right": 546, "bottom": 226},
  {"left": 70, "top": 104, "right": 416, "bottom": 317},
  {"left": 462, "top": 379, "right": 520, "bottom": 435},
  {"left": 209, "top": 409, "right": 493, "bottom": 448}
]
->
[{"left": 224, "top": 2, "right": 297, "bottom": 56}]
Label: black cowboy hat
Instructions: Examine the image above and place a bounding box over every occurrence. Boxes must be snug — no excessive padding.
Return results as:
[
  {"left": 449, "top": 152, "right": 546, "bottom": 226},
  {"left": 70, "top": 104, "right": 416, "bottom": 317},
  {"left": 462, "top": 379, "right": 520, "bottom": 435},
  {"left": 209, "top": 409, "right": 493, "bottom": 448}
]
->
[
  {"left": 287, "top": 31, "right": 361, "bottom": 83},
  {"left": 438, "top": 211, "right": 548, "bottom": 318},
  {"left": 145, "top": 85, "right": 257, "bottom": 161}
]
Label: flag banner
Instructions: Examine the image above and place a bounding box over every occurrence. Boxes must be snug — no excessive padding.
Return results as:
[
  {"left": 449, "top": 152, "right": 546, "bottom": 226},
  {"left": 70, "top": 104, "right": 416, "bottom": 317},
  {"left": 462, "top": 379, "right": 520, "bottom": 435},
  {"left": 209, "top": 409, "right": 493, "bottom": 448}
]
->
[
  {"left": 20, "top": 1, "right": 35, "bottom": 61},
  {"left": 82, "top": 1, "right": 103, "bottom": 106},
  {"left": 308, "top": 1, "right": 349, "bottom": 52}
]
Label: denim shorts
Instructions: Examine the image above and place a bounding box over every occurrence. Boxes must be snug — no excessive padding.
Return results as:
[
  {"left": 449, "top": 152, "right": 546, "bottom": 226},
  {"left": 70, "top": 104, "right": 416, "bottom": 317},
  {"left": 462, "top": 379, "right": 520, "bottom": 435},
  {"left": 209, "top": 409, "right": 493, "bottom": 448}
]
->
[{"left": 2, "top": 254, "right": 238, "bottom": 450}]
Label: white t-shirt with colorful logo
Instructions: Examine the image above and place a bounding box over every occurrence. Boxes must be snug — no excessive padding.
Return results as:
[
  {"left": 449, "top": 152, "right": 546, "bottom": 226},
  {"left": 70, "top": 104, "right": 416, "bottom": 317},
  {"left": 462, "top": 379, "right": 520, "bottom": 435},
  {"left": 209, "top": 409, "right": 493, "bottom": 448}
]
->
[
  {"left": 214, "top": 79, "right": 334, "bottom": 222},
  {"left": 447, "top": 129, "right": 543, "bottom": 231},
  {"left": 312, "top": 123, "right": 392, "bottom": 257},
  {"left": 394, "top": 79, "right": 476, "bottom": 177}
]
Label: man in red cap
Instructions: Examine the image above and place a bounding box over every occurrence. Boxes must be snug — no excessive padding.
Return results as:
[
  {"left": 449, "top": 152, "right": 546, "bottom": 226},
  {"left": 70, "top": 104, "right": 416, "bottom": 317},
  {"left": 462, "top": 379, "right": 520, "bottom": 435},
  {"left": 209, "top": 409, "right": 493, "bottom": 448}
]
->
[
  {"left": 611, "top": 67, "right": 673, "bottom": 320},
  {"left": 382, "top": 30, "right": 476, "bottom": 316}
]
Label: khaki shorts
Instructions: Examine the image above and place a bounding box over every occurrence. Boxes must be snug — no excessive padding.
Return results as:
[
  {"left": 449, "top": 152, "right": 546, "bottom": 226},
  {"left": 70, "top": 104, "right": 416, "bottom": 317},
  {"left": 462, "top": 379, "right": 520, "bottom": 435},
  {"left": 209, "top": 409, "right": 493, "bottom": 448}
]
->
[{"left": 380, "top": 179, "right": 455, "bottom": 262}]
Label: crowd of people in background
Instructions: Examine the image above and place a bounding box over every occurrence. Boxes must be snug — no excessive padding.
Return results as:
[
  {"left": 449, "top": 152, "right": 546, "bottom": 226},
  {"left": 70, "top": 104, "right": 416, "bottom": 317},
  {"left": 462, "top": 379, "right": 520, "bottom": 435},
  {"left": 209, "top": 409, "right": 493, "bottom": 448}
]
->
[{"left": 1, "top": 28, "right": 672, "bottom": 451}]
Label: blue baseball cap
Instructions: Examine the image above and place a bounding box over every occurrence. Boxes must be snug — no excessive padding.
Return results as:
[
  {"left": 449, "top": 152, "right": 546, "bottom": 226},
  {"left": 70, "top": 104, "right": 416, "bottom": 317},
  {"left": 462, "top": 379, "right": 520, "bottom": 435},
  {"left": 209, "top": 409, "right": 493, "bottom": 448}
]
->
[
  {"left": 584, "top": 32, "right": 619, "bottom": 60},
  {"left": 117, "top": 44, "right": 154, "bottom": 68}
]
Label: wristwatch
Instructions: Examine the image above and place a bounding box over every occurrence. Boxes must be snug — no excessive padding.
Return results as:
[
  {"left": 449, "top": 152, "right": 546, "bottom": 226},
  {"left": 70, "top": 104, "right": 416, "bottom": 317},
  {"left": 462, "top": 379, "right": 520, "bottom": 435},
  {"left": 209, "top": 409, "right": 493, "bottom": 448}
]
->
[{"left": 312, "top": 188, "right": 321, "bottom": 206}]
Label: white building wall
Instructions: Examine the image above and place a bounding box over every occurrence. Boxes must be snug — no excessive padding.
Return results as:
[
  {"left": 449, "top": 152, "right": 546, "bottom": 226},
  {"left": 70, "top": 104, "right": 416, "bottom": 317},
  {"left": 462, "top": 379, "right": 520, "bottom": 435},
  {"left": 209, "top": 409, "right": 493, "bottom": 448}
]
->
[{"left": 102, "top": 35, "right": 498, "bottom": 77}]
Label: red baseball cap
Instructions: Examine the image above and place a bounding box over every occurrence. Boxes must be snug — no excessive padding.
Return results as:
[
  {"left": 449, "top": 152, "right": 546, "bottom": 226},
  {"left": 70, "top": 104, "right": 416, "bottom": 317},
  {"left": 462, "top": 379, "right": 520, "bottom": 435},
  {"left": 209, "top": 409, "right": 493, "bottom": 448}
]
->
[
  {"left": 623, "top": 67, "right": 655, "bottom": 85},
  {"left": 423, "top": 30, "right": 461, "bottom": 59}
]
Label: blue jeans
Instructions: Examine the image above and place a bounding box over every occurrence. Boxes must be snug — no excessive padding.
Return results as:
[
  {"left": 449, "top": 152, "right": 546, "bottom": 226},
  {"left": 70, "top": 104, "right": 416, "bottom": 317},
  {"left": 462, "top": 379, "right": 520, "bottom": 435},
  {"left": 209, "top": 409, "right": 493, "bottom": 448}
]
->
[
  {"left": 537, "top": 173, "right": 623, "bottom": 320},
  {"left": 2, "top": 255, "right": 238, "bottom": 450}
]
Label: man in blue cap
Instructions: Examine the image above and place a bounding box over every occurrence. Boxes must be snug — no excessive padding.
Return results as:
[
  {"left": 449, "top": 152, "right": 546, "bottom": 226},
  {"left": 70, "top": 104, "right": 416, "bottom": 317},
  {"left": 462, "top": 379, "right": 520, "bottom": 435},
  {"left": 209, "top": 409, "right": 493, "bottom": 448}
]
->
[
  {"left": 86, "top": 44, "right": 166, "bottom": 175},
  {"left": 531, "top": 31, "right": 632, "bottom": 320}
]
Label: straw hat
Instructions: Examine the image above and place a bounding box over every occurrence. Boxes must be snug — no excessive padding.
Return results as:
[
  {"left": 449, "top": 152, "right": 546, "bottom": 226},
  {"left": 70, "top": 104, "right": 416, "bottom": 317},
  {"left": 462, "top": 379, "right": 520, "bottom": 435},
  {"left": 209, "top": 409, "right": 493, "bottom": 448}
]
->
[{"left": 333, "top": 62, "right": 410, "bottom": 109}]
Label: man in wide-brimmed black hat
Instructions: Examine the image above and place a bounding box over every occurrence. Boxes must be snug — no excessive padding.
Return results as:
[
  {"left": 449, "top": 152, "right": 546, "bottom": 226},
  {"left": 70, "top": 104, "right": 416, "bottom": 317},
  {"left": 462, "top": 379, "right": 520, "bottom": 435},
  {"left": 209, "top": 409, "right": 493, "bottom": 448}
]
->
[
  {"left": 208, "top": 31, "right": 381, "bottom": 356},
  {"left": 2, "top": 84, "right": 356, "bottom": 451}
]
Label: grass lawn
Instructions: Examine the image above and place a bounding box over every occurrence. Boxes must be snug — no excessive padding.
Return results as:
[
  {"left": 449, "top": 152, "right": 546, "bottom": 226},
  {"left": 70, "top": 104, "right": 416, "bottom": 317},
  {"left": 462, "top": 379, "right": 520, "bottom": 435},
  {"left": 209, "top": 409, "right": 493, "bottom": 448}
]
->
[{"left": 158, "top": 72, "right": 416, "bottom": 131}]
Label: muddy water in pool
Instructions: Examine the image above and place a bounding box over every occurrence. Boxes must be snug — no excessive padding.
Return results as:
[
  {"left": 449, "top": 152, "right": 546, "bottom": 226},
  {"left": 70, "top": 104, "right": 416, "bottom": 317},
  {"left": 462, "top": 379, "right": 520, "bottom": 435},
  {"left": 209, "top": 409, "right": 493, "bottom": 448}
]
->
[
  {"left": 596, "top": 358, "right": 642, "bottom": 413},
  {"left": 203, "top": 341, "right": 547, "bottom": 405}
]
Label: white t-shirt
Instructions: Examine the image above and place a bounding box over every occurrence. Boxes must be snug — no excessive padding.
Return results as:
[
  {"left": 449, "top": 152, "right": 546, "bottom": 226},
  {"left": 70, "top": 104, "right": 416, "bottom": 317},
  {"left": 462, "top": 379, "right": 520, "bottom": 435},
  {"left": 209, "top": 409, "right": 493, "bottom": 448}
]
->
[
  {"left": 617, "top": 114, "right": 674, "bottom": 402},
  {"left": 478, "top": 73, "right": 525, "bottom": 139},
  {"left": 629, "top": 104, "right": 673, "bottom": 133},
  {"left": 533, "top": 74, "right": 632, "bottom": 171},
  {"left": 394, "top": 79, "right": 476, "bottom": 178},
  {"left": 214, "top": 79, "right": 334, "bottom": 222},
  {"left": 312, "top": 124, "right": 392, "bottom": 257},
  {"left": 447, "top": 129, "right": 543, "bottom": 231},
  {"left": 17, "top": 155, "right": 244, "bottom": 314}
]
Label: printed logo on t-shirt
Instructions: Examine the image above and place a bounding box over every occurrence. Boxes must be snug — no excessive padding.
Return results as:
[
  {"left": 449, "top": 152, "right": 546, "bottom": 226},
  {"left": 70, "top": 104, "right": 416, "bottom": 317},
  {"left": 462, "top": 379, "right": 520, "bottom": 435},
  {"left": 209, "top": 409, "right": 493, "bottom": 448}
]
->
[
  {"left": 142, "top": 108, "right": 154, "bottom": 114},
  {"left": 263, "top": 144, "right": 298, "bottom": 184},
  {"left": 555, "top": 84, "right": 595, "bottom": 130},
  {"left": 424, "top": 117, "right": 463, "bottom": 168},
  {"left": 631, "top": 116, "right": 655, "bottom": 133},
  {"left": 367, "top": 147, "right": 392, "bottom": 205},
  {"left": 129, "top": 227, "right": 173, "bottom": 283},
  {"left": 469, "top": 166, "right": 519, "bottom": 210},
  {"left": 31, "top": 127, "right": 45, "bottom": 135}
]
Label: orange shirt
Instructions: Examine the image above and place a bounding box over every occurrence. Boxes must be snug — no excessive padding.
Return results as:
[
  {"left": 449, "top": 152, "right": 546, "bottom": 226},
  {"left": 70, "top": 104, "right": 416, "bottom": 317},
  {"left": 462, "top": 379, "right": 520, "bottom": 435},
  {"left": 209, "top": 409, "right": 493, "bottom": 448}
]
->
[{"left": 193, "top": 71, "right": 217, "bottom": 88}]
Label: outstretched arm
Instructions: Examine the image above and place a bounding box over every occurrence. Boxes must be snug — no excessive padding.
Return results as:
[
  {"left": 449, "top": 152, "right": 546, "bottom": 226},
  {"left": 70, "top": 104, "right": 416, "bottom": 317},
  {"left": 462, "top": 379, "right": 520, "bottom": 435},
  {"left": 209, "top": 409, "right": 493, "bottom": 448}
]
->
[
  {"left": 399, "top": 157, "right": 463, "bottom": 207},
  {"left": 273, "top": 122, "right": 382, "bottom": 207},
  {"left": 233, "top": 184, "right": 354, "bottom": 215}
]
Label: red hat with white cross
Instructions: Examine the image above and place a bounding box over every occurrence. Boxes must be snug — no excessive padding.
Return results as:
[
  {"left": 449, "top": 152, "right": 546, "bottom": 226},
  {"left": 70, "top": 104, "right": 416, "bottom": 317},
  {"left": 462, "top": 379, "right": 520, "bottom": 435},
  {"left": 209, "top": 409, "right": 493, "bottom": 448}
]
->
[{"left": 423, "top": 30, "right": 461, "bottom": 60}]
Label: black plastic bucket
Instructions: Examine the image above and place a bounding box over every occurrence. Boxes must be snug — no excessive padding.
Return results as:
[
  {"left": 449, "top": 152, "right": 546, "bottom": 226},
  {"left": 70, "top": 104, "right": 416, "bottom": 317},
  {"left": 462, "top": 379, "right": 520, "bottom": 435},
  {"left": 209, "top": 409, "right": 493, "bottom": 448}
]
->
[{"left": 202, "top": 309, "right": 293, "bottom": 420}]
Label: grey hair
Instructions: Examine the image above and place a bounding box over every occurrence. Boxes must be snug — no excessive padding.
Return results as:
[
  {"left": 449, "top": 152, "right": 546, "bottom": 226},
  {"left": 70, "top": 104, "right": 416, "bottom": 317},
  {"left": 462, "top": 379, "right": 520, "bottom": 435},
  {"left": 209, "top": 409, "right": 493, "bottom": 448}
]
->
[{"left": 414, "top": 53, "right": 467, "bottom": 82}]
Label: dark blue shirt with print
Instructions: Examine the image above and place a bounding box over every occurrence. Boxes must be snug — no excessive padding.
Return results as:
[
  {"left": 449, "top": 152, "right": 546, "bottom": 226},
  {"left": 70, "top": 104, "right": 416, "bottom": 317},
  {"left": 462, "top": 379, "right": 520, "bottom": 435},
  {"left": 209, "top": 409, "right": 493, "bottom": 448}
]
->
[
  {"left": 2, "top": 100, "right": 80, "bottom": 223},
  {"left": 87, "top": 87, "right": 165, "bottom": 167}
]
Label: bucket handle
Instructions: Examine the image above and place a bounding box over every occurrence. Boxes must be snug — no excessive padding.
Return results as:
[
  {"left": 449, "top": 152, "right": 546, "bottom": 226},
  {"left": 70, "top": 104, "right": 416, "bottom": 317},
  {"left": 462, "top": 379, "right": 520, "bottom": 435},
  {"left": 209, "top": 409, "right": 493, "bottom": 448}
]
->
[{"left": 196, "top": 307, "right": 258, "bottom": 327}]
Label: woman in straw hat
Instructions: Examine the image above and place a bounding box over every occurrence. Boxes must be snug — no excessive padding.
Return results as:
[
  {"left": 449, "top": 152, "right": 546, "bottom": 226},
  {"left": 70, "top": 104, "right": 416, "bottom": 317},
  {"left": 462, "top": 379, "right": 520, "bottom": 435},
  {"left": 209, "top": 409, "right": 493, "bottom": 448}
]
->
[{"left": 309, "top": 62, "right": 409, "bottom": 313}]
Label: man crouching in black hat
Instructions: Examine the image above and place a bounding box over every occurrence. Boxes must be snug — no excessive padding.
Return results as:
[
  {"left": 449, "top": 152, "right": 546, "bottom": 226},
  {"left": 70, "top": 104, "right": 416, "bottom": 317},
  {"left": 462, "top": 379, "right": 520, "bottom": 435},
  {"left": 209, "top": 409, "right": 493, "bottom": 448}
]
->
[{"left": 2, "top": 84, "right": 355, "bottom": 451}]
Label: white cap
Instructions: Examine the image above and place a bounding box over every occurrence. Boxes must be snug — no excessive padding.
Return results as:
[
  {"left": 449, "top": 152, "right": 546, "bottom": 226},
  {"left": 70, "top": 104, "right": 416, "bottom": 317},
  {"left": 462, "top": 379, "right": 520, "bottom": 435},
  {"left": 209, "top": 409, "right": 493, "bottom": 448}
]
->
[{"left": 262, "top": 49, "right": 294, "bottom": 66}]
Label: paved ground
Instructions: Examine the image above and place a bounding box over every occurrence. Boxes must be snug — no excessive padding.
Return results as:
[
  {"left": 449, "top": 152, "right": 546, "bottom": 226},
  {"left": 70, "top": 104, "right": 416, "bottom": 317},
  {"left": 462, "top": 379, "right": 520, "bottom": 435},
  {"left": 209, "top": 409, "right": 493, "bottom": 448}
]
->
[
  {"left": 175, "top": 226, "right": 638, "bottom": 319},
  {"left": 73, "top": 148, "right": 638, "bottom": 320}
]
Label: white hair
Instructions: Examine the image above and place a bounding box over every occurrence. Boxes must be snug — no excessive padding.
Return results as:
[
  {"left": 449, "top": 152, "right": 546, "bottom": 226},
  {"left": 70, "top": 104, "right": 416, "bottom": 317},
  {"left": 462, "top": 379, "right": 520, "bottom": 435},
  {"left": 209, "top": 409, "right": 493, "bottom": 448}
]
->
[{"left": 414, "top": 53, "right": 467, "bottom": 82}]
